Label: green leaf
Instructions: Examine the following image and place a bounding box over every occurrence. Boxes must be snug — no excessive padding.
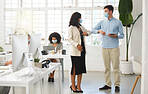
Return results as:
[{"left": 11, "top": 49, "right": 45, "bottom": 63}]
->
[
  {"left": 34, "top": 58, "right": 40, "bottom": 62},
  {"left": 119, "top": 13, "right": 133, "bottom": 26},
  {"left": 132, "top": 13, "right": 142, "bottom": 25},
  {"left": 118, "top": 0, "right": 133, "bottom": 26},
  {"left": 118, "top": 0, "right": 133, "bottom": 13},
  {"left": 0, "top": 47, "right": 3, "bottom": 52}
]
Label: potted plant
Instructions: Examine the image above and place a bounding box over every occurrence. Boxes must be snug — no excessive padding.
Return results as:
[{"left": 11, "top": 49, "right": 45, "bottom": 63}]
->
[
  {"left": 0, "top": 47, "right": 4, "bottom": 52},
  {"left": 34, "top": 58, "right": 42, "bottom": 68},
  {"left": 34, "top": 58, "right": 40, "bottom": 63},
  {"left": 118, "top": 0, "right": 142, "bottom": 74}
]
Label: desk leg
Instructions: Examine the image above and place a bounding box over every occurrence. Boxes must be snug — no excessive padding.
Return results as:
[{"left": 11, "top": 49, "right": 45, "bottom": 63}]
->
[
  {"left": 69, "top": 57, "right": 72, "bottom": 86},
  {"left": 58, "top": 66, "right": 62, "bottom": 94},
  {"left": 61, "top": 59, "right": 64, "bottom": 81},
  {"left": 69, "top": 67, "right": 71, "bottom": 86},
  {"left": 40, "top": 78, "right": 43, "bottom": 94},
  {"left": 26, "top": 85, "right": 30, "bottom": 94},
  {"left": 12, "top": 87, "right": 15, "bottom": 94}
]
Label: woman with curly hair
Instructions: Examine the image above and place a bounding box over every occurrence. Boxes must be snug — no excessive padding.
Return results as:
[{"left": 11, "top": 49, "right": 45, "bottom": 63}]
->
[{"left": 48, "top": 32, "right": 63, "bottom": 82}]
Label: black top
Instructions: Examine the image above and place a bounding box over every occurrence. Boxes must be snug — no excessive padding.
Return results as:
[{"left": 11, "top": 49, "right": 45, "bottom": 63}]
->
[
  {"left": 79, "top": 29, "right": 86, "bottom": 53},
  {"left": 80, "top": 29, "right": 84, "bottom": 39}
]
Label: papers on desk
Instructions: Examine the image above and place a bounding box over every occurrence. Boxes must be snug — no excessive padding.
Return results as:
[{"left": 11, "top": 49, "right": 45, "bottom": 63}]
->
[
  {"left": 0, "top": 51, "right": 12, "bottom": 55},
  {"left": 0, "top": 52, "right": 6, "bottom": 55},
  {"left": 0, "top": 65, "right": 12, "bottom": 70},
  {"left": 0, "top": 70, "right": 5, "bottom": 73},
  {"left": 0, "top": 70, "right": 11, "bottom": 77},
  {"left": 0, "top": 65, "right": 12, "bottom": 76}
]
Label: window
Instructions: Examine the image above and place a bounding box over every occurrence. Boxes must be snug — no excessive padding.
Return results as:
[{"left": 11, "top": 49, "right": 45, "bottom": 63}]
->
[
  {"left": 62, "top": 10, "right": 74, "bottom": 39},
  {"left": 48, "top": 0, "right": 61, "bottom": 7},
  {"left": 94, "top": 0, "right": 107, "bottom": 7},
  {"left": 5, "top": 0, "right": 18, "bottom": 8},
  {"left": 22, "top": 0, "right": 32, "bottom": 8},
  {"left": 4, "top": 0, "right": 119, "bottom": 45},
  {"left": 33, "top": 11, "right": 46, "bottom": 38},
  {"left": 48, "top": 10, "right": 61, "bottom": 35},
  {"left": 78, "top": 0, "right": 92, "bottom": 7},
  {"left": 5, "top": 11, "right": 17, "bottom": 44},
  {"left": 63, "top": 0, "right": 75, "bottom": 7},
  {"left": 108, "top": 0, "right": 119, "bottom": 7}
]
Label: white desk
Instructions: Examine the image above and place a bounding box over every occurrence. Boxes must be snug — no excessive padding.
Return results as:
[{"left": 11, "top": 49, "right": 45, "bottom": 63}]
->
[
  {"left": 42, "top": 54, "right": 69, "bottom": 59},
  {"left": 42, "top": 54, "right": 70, "bottom": 81},
  {"left": 0, "top": 63, "right": 62, "bottom": 94},
  {"left": 0, "top": 53, "right": 12, "bottom": 62},
  {"left": 0, "top": 53, "right": 12, "bottom": 58},
  {"left": 0, "top": 70, "right": 11, "bottom": 77}
]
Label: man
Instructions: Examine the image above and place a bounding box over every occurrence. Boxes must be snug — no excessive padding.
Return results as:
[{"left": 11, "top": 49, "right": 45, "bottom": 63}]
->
[
  {"left": 0, "top": 60, "right": 12, "bottom": 94},
  {"left": 92, "top": 5, "right": 124, "bottom": 92}
]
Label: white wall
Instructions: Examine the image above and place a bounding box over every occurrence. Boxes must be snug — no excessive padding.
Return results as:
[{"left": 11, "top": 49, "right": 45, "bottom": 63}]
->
[
  {"left": 64, "top": 43, "right": 125, "bottom": 71},
  {"left": 85, "top": 46, "right": 104, "bottom": 71},
  {"left": 130, "top": 0, "right": 142, "bottom": 59},
  {"left": 0, "top": 0, "right": 4, "bottom": 47},
  {"left": 141, "top": 0, "right": 148, "bottom": 94}
]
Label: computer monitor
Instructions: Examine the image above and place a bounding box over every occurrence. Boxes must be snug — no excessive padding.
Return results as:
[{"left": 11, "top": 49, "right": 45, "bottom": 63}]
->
[
  {"left": 12, "top": 35, "right": 28, "bottom": 72},
  {"left": 43, "top": 46, "right": 55, "bottom": 52},
  {"left": 29, "top": 34, "right": 41, "bottom": 58}
]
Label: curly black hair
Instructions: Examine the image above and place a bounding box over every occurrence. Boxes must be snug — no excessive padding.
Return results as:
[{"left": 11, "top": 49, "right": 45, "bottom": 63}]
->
[
  {"left": 48, "top": 32, "right": 61, "bottom": 43},
  {"left": 69, "top": 12, "right": 81, "bottom": 28}
]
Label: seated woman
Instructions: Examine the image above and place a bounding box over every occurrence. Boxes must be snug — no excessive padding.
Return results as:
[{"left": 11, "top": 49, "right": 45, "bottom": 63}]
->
[
  {"left": 48, "top": 32, "right": 63, "bottom": 82},
  {"left": 0, "top": 60, "right": 12, "bottom": 94}
]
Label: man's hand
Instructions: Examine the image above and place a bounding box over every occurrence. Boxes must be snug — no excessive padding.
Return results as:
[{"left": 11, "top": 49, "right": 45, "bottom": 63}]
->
[
  {"left": 108, "top": 34, "right": 118, "bottom": 38},
  {"left": 98, "top": 30, "right": 106, "bottom": 36},
  {"left": 77, "top": 44, "right": 83, "bottom": 52},
  {"left": 82, "top": 32, "right": 88, "bottom": 36}
]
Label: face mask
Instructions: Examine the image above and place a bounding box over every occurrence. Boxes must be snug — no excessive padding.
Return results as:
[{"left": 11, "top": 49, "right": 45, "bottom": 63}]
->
[
  {"left": 79, "top": 19, "right": 83, "bottom": 23},
  {"left": 52, "top": 40, "right": 57, "bottom": 43},
  {"left": 104, "top": 12, "right": 109, "bottom": 18}
]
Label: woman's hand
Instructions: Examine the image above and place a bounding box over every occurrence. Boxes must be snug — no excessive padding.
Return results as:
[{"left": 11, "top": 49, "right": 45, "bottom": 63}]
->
[
  {"left": 82, "top": 32, "right": 88, "bottom": 36},
  {"left": 77, "top": 44, "right": 83, "bottom": 52}
]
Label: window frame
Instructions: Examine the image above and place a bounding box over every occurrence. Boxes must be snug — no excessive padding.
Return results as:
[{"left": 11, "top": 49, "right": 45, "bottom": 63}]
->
[{"left": 4, "top": 0, "right": 119, "bottom": 45}]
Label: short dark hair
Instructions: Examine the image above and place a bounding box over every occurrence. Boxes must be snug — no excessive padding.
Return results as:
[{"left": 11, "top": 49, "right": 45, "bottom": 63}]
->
[
  {"left": 69, "top": 12, "right": 81, "bottom": 28},
  {"left": 48, "top": 32, "right": 61, "bottom": 43},
  {"left": 104, "top": 5, "right": 114, "bottom": 13}
]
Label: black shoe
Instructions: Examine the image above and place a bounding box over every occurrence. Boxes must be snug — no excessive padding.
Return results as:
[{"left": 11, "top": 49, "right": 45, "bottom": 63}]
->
[
  {"left": 78, "top": 90, "right": 83, "bottom": 93},
  {"left": 115, "top": 86, "right": 120, "bottom": 92},
  {"left": 99, "top": 85, "right": 111, "bottom": 90},
  {"left": 51, "top": 78, "right": 54, "bottom": 82},
  {"left": 75, "top": 85, "right": 78, "bottom": 89},
  {"left": 70, "top": 85, "right": 79, "bottom": 93},
  {"left": 75, "top": 85, "right": 83, "bottom": 93},
  {"left": 48, "top": 77, "right": 51, "bottom": 82}
]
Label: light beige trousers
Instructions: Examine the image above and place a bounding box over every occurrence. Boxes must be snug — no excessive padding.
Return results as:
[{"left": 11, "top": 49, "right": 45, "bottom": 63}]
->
[{"left": 102, "top": 47, "right": 120, "bottom": 87}]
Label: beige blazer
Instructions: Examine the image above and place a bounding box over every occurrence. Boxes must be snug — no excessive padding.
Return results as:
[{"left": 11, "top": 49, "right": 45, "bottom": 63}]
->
[{"left": 68, "top": 25, "right": 91, "bottom": 56}]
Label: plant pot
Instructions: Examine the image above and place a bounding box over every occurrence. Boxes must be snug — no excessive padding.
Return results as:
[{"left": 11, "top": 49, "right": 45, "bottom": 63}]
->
[
  {"left": 34, "top": 62, "right": 42, "bottom": 68},
  {"left": 120, "top": 60, "right": 134, "bottom": 75}
]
